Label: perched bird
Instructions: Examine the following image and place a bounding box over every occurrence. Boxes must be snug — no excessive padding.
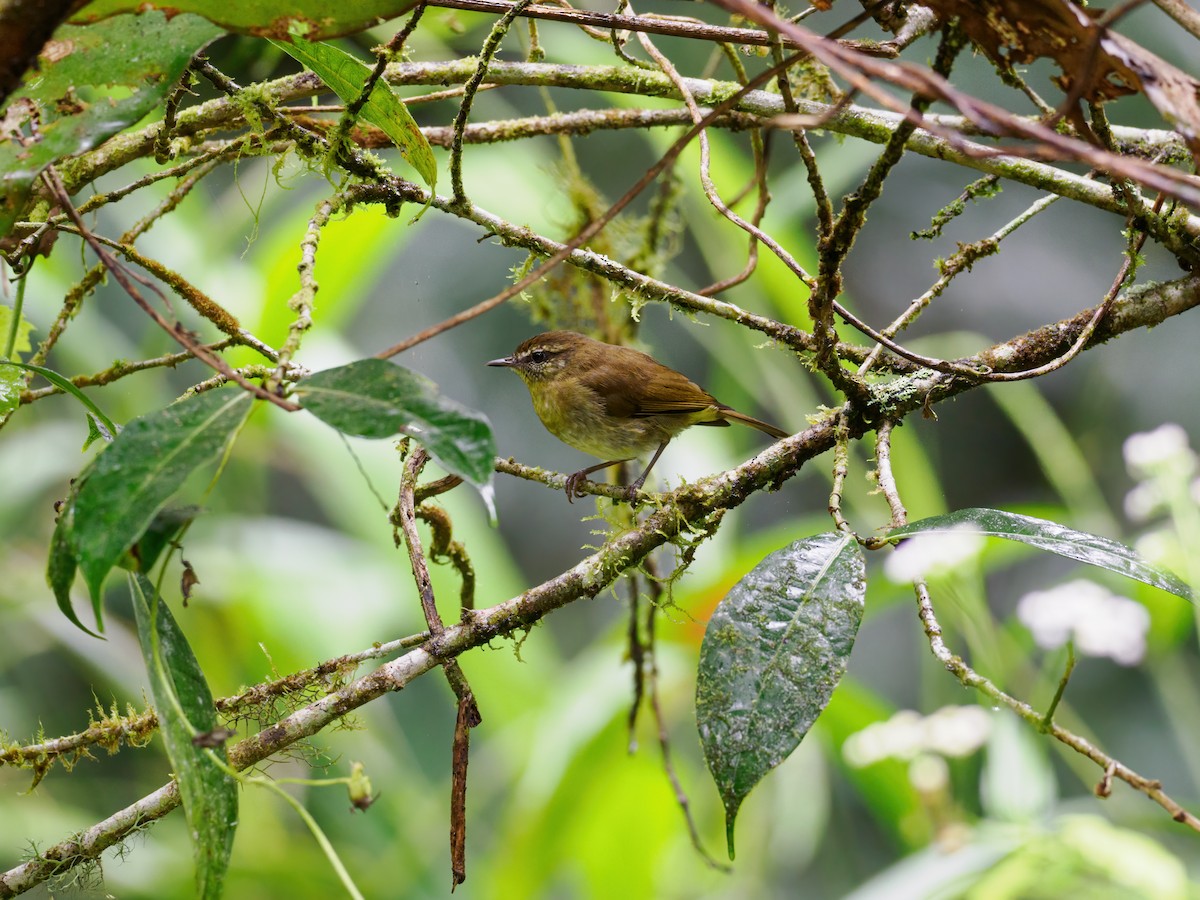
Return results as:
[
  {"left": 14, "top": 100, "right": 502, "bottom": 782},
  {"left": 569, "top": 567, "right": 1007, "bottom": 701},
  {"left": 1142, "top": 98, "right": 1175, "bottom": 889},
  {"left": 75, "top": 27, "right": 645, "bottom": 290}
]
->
[{"left": 488, "top": 330, "right": 788, "bottom": 502}]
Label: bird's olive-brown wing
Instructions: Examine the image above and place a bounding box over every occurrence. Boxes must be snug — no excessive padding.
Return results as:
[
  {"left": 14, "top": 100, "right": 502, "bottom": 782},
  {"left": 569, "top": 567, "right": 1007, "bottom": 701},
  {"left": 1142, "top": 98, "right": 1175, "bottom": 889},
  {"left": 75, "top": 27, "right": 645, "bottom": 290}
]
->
[{"left": 578, "top": 346, "right": 724, "bottom": 421}]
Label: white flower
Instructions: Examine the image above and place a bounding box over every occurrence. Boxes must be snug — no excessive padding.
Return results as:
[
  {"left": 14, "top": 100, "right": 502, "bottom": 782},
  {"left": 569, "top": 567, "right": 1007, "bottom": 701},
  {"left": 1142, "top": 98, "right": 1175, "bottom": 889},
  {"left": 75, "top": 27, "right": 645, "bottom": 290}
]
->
[
  {"left": 1133, "top": 530, "right": 1177, "bottom": 570},
  {"left": 1123, "top": 483, "right": 1162, "bottom": 522},
  {"left": 1123, "top": 424, "right": 1196, "bottom": 480},
  {"left": 1016, "top": 580, "right": 1149, "bottom": 666},
  {"left": 884, "top": 523, "right": 985, "bottom": 582},
  {"left": 908, "top": 753, "right": 950, "bottom": 793},
  {"left": 843, "top": 706, "right": 992, "bottom": 768},
  {"left": 842, "top": 710, "right": 923, "bottom": 766},
  {"left": 924, "top": 705, "right": 993, "bottom": 757}
]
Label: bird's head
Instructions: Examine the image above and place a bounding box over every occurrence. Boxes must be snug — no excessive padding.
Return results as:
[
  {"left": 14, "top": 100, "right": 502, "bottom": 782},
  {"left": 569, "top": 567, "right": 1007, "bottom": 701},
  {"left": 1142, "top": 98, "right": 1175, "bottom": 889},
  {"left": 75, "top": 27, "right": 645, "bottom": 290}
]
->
[{"left": 486, "top": 331, "right": 593, "bottom": 385}]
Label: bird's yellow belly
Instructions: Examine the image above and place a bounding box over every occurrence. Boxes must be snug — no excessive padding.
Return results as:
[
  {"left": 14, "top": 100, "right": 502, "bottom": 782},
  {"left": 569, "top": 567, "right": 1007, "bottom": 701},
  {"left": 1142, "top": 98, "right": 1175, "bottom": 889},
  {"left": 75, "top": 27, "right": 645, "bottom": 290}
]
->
[{"left": 531, "top": 382, "right": 688, "bottom": 460}]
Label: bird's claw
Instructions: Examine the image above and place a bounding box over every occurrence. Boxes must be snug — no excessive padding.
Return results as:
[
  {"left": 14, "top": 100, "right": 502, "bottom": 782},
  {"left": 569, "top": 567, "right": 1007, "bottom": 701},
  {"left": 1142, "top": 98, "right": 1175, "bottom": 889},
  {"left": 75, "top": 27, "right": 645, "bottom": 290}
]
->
[
  {"left": 564, "top": 472, "right": 641, "bottom": 504},
  {"left": 564, "top": 471, "right": 590, "bottom": 503}
]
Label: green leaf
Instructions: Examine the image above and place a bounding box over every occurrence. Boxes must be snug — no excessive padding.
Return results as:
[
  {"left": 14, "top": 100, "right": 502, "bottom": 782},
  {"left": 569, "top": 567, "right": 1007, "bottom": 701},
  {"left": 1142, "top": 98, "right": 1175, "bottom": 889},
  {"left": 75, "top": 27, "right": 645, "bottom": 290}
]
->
[
  {"left": 73, "top": 0, "right": 419, "bottom": 41},
  {"left": 294, "top": 358, "right": 496, "bottom": 493},
  {"left": 128, "top": 573, "right": 237, "bottom": 900},
  {"left": 0, "top": 304, "right": 34, "bottom": 356},
  {"left": 82, "top": 413, "right": 114, "bottom": 451},
  {"left": 885, "top": 508, "right": 1192, "bottom": 601},
  {"left": 0, "top": 365, "right": 22, "bottom": 418},
  {"left": 70, "top": 390, "right": 253, "bottom": 603},
  {"left": 1, "top": 12, "right": 221, "bottom": 237},
  {"left": 268, "top": 34, "right": 438, "bottom": 191},
  {"left": 2, "top": 360, "right": 119, "bottom": 438},
  {"left": 696, "top": 532, "right": 866, "bottom": 859},
  {"left": 0, "top": 304, "right": 36, "bottom": 417},
  {"left": 47, "top": 501, "right": 101, "bottom": 637}
]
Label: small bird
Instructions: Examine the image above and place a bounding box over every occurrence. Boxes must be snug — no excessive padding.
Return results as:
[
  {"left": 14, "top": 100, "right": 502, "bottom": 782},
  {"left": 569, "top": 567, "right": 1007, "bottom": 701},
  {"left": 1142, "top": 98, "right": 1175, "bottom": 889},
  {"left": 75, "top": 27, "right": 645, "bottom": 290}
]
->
[{"left": 488, "top": 330, "right": 788, "bottom": 502}]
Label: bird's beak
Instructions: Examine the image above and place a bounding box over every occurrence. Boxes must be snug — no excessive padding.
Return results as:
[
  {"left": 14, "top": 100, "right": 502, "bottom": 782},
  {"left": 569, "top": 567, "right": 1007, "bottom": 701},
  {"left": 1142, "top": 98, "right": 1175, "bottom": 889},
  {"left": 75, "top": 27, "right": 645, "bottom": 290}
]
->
[{"left": 487, "top": 355, "right": 516, "bottom": 368}]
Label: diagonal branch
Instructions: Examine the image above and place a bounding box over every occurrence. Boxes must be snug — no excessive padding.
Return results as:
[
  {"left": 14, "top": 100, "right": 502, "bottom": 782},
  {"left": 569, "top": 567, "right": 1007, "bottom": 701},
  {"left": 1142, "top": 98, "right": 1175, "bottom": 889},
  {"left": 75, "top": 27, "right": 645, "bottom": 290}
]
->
[{"left": 4, "top": 270, "right": 1200, "bottom": 894}]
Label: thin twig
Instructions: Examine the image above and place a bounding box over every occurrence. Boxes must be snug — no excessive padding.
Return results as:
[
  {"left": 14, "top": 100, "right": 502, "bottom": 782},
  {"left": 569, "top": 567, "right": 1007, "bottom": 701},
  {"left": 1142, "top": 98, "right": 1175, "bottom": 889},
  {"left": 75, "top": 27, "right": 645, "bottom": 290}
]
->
[
  {"left": 450, "top": 0, "right": 535, "bottom": 204},
  {"left": 1, "top": 632, "right": 430, "bottom": 772},
  {"left": 827, "top": 414, "right": 854, "bottom": 535},
  {"left": 767, "top": 20, "right": 834, "bottom": 239},
  {"left": 871, "top": 420, "right": 902, "bottom": 532},
  {"left": 21, "top": 340, "right": 236, "bottom": 403},
  {"left": 394, "top": 448, "right": 481, "bottom": 888},
  {"left": 421, "top": 0, "right": 803, "bottom": 48},
  {"left": 976, "top": 192, "right": 1160, "bottom": 383},
  {"left": 635, "top": 25, "right": 815, "bottom": 290},
  {"left": 873, "top": 408, "right": 1200, "bottom": 834},
  {"left": 271, "top": 194, "right": 343, "bottom": 387},
  {"left": 373, "top": 52, "right": 811, "bottom": 359},
  {"left": 626, "top": 572, "right": 646, "bottom": 752},
  {"left": 396, "top": 449, "right": 449, "bottom": 634},
  {"left": 1040, "top": 643, "right": 1077, "bottom": 731},
  {"left": 37, "top": 167, "right": 299, "bottom": 411},
  {"left": 643, "top": 559, "right": 730, "bottom": 870}
]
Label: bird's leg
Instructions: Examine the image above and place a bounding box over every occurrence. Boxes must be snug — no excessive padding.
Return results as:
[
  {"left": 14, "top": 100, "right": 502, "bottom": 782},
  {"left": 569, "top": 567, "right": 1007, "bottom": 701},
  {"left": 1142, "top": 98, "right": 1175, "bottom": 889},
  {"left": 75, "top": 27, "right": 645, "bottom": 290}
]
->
[
  {"left": 624, "top": 441, "right": 669, "bottom": 502},
  {"left": 565, "top": 458, "right": 633, "bottom": 503}
]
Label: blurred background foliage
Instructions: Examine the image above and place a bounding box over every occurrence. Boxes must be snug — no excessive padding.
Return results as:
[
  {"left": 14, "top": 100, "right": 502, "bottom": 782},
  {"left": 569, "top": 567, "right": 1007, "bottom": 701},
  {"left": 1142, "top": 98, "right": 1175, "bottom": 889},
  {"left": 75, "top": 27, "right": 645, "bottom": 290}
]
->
[{"left": 2, "top": 2, "right": 1200, "bottom": 898}]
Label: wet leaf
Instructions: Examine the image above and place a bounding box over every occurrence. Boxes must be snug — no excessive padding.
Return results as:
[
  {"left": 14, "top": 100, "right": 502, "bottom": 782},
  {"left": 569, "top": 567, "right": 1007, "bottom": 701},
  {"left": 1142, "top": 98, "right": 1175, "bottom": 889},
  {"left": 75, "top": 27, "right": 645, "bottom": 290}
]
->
[
  {"left": 696, "top": 532, "right": 866, "bottom": 859},
  {"left": 886, "top": 508, "right": 1192, "bottom": 600}
]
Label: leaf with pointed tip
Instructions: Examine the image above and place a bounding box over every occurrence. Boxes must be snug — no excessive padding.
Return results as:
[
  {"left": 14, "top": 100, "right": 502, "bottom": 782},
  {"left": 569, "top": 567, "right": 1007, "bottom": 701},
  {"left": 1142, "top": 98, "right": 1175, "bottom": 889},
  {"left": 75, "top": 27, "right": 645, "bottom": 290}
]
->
[
  {"left": 3, "top": 360, "right": 119, "bottom": 438},
  {"left": 885, "top": 508, "right": 1192, "bottom": 601},
  {"left": 294, "top": 359, "right": 496, "bottom": 501},
  {"left": 268, "top": 34, "right": 437, "bottom": 191},
  {"left": 82, "top": 413, "right": 115, "bottom": 451},
  {"left": 70, "top": 390, "right": 253, "bottom": 603},
  {"left": 129, "top": 573, "right": 236, "bottom": 900},
  {"left": 696, "top": 532, "right": 866, "bottom": 859},
  {"left": 47, "top": 502, "right": 101, "bottom": 637}
]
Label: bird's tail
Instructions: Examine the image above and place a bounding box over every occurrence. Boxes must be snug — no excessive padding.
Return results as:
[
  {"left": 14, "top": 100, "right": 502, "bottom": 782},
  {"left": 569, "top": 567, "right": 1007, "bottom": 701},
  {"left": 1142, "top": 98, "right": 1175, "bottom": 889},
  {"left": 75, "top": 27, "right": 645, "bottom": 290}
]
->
[{"left": 721, "top": 407, "right": 789, "bottom": 440}]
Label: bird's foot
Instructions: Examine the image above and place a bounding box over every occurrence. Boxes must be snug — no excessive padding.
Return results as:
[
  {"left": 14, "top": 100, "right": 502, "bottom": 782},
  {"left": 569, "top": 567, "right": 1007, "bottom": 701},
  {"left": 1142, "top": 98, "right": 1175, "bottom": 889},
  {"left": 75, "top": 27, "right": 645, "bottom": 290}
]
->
[
  {"left": 623, "top": 476, "right": 650, "bottom": 504},
  {"left": 564, "top": 471, "right": 591, "bottom": 503}
]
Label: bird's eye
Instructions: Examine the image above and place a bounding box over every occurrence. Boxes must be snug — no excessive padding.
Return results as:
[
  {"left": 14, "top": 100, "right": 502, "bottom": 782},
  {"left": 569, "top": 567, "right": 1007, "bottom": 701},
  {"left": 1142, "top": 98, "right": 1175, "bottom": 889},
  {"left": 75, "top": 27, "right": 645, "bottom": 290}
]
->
[{"left": 529, "top": 349, "right": 549, "bottom": 364}]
